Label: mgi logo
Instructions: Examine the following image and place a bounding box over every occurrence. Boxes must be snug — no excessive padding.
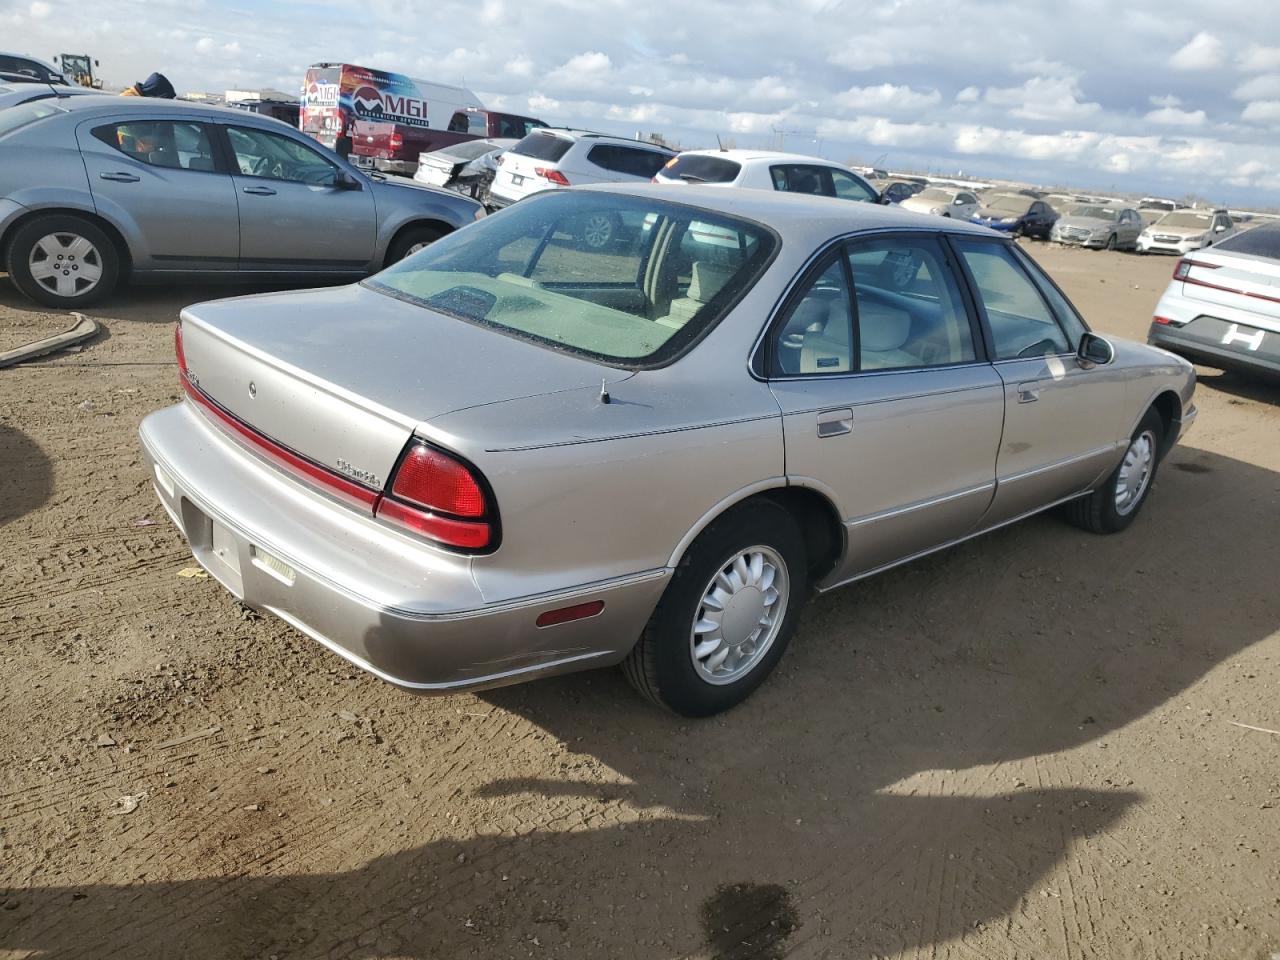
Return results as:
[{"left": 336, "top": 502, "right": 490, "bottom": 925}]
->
[
  {"left": 350, "top": 84, "right": 429, "bottom": 126},
  {"left": 306, "top": 81, "right": 340, "bottom": 107}
]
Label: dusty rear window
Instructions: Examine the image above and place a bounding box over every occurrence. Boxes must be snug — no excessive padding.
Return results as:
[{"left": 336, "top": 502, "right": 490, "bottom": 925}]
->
[
  {"left": 368, "top": 191, "right": 777, "bottom": 368},
  {"left": 511, "top": 131, "right": 572, "bottom": 162}
]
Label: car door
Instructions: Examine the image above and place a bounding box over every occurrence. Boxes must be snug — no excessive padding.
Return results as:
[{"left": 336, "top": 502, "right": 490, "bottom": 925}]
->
[
  {"left": 766, "top": 233, "right": 1005, "bottom": 581},
  {"left": 950, "top": 236, "right": 1126, "bottom": 527},
  {"left": 221, "top": 123, "right": 376, "bottom": 272},
  {"left": 76, "top": 117, "right": 238, "bottom": 270}
]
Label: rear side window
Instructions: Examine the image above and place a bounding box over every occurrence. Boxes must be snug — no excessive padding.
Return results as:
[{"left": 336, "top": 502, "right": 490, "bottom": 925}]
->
[
  {"left": 661, "top": 154, "right": 742, "bottom": 183},
  {"left": 512, "top": 132, "right": 572, "bottom": 162},
  {"left": 587, "top": 144, "right": 673, "bottom": 178},
  {"left": 92, "top": 121, "right": 218, "bottom": 172},
  {"left": 1215, "top": 224, "right": 1280, "bottom": 260},
  {"left": 466, "top": 113, "right": 488, "bottom": 135},
  {"left": 953, "top": 239, "right": 1071, "bottom": 360}
]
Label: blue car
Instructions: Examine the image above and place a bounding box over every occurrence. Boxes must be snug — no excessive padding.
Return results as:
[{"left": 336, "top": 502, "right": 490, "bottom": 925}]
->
[{"left": 970, "top": 194, "right": 1058, "bottom": 239}]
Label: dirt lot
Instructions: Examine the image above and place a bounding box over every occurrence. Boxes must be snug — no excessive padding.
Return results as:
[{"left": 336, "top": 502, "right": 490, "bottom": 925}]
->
[{"left": 1, "top": 244, "right": 1279, "bottom": 960}]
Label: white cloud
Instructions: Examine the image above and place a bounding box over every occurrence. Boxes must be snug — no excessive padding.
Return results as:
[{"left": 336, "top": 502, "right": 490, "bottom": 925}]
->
[
  {"left": 747, "top": 76, "right": 797, "bottom": 103},
  {"left": 195, "top": 37, "right": 215, "bottom": 53},
  {"left": 1149, "top": 94, "right": 1181, "bottom": 109},
  {"left": 835, "top": 83, "right": 941, "bottom": 114},
  {"left": 1241, "top": 100, "right": 1280, "bottom": 123},
  {"left": 1145, "top": 105, "right": 1206, "bottom": 126},
  {"left": 1170, "top": 32, "right": 1222, "bottom": 71},
  {"left": 955, "top": 86, "right": 980, "bottom": 103},
  {"left": 505, "top": 55, "right": 534, "bottom": 78},
  {"left": 29, "top": 1, "right": 51, "bottom": 17},
  {"left": 1233, "top": 74, "right": 1280, "bottom": 101},
  {"left": 983, "top": 76, "right": 1100, "bottom": 122},
  {"left": 1237, "top": 45, "right": 1280, "bottom": 72},
  {"left": 546, "top": 51, "right": 611, "bottom": 89},
  {"left": 526, "top": 93, "right": 560, "bottom": 113}
]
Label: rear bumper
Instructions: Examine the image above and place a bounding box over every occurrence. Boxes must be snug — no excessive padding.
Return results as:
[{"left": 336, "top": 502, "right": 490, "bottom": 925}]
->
[
  {"left": 373, "top": 158, "right": 418, "bottom": 176},
  {"left": 1149, "top": 322, "right": 1280, "bottom": 377},
  {"left": 138, "top": 403, "right": 667, "bottom": 692}
]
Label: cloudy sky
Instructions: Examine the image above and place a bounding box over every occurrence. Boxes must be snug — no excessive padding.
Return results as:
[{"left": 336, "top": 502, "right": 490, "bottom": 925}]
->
[{"left": 6, "top": 0, "right": 1280, "bottom": 204}]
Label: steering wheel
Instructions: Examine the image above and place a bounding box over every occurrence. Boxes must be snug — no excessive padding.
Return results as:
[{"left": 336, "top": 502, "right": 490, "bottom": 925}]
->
[
  {"left": 250, "top": 156, "right": 270, "bottom": 177},
  {"left": 1017, "top": 338, "right": 1061, "bottom": 359}
]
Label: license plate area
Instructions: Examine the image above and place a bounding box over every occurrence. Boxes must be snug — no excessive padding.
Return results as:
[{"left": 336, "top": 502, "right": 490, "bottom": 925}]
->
[
  {"left": 510, "top": 174, "right": 525, "bottom": 186},
  {"left": 180, "top": 500, "right": 245, "bottom": 597}
]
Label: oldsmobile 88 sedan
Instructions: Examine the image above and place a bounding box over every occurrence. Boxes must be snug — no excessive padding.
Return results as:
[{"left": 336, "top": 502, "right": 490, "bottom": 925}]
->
[{"left": 139, "top": 185, "right": 1196, "bottom": 716}]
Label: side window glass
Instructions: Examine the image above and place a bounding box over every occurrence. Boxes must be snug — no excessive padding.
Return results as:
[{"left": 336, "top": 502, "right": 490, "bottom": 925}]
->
[
  {"left": 771, "top": 258, "right": 853, "bottom": 376},
  {"left": 93, "top": 121, "right": 217, "bottom": 172},
  {"left": 226, "top": 127, "right": 337, "bottom": 185},
  {"left": 467, "top": 113, "right": 488, "bottom": 136},
  {"left": 847, "top": 236, "right": 976, "bottom": 370},
  {"left": 954, "top": 240, "right": 1072, "bottom": 359},
  {"left": 830, "top": 171, "right": 876, "bottom": 202},
  {"left": 448, "top": 112, "right": 469, "bottom": 133}
]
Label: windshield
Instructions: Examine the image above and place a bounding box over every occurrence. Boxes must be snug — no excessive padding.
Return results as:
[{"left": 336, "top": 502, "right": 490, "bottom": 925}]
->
[
  {"left": 0, "top": 99, "right": 65, "bottom": 138},
  {"left": 916, "top": 188, "right": 953, "bottom": 202},
  {"left": 985, "top": 195, "right": 1031, "bottom": 214},
  {"left": 1159, "top": 211, "right": 1214, "bottom": 228},
  {"left": 1067, "top": 206, "right": 1118, "bottom": 221},
  {"left": 368, "top": 191, "right": 777, "bottom": 367}
]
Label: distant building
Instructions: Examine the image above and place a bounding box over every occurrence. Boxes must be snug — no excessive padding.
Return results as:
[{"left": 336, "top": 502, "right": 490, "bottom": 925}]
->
[{"left": 225, "top": 88, "right": 298, "bottom": 103}]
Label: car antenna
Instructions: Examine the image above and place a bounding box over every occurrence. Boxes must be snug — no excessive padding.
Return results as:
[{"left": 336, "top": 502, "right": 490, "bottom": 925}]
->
[
  {"left": 599, "top": 379, "right": 611, "bottom": 404},
  {"left": 716, "top": 134, "right": 726, "bottom": 152}
]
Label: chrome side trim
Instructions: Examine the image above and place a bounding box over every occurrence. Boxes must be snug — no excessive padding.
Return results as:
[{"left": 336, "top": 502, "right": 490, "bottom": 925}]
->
[
  {"left": 483, "top": 413, "right": 778, "bottom": 452},
  {"left": 817, "top": 490, "right": 1089, "bottom": 593},
  {"left": 846, "top": 481, "right": 995, "bottom": 527},
  {"left": 997, "top": 443, "right": 1121, "bottom": 485}
]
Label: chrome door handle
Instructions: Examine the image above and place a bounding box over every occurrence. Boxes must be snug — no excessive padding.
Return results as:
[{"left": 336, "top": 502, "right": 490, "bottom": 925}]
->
[
  {"left": 1017, "top": 383, "right": 1041, "bottom": 403},
  {"left": 242, "top": 185, "right": 277, "bottom": 196},
  {"left": 816, "top": 408, "right": 854, "bottom": 437},
  {"left": 99, "top": 172, "right": 140, "bottom": 183}
]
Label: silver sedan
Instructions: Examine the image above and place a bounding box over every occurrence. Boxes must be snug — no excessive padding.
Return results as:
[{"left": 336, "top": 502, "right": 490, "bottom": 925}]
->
[
  {"left": 139, "top": 186, "right": 1196, "bottom": 716},
  {"left": 0, "top": 95, "right": 483, "bottom": 307}
]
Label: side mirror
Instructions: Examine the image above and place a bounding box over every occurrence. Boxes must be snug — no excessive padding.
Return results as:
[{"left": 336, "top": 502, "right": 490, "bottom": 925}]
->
[
  {"left": 1214, "top": 224, "right": 1228, "bottom": 233},
  {"left": 1077, "top": 332, "right": 1114, "bottom": 367},
  {"left": 334, "top": 171, "right": 363, "bottom": 191}
]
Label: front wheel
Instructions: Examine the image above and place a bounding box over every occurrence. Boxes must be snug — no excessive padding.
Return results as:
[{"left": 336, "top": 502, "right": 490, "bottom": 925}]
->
[
  {"left": 385, "top": 224, "right": 447, "bottom": 266},
  {"left": 6, "top": 214, "right": 120, "bottom": 308},
  {"left": 1064, "top": 409, "right": 1163, "bottom": 534},
  {"left": 623, "top": 501, "right": 808, "bottom": 716},
  {"left": 1105, "top": 234, "right": 1117, "bottom": 251}
]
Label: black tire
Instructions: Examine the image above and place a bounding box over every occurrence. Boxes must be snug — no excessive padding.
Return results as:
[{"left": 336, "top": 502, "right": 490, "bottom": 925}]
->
[
  {"left": 385, "top": 224, "right": 447, "bottom": 266},
  {"left": 1064, "top": 408, "right": 1164, "bottom": 534},
  {"left": 623, "top": 500, "right": 808, "bottom": 717},
  {"left": 1105, "top": 234, "right": 1117, "bottom": 251},
  {"left": 6, "top": 214, "right": 120, "bottom": 308}
]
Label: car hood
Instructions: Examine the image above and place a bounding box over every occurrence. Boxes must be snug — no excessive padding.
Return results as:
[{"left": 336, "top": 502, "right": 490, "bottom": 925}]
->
[
  {"left": 973, "top": 207, "right": 1025, "bottom": 220},
  {"left": 1055, "top": 215, "right": 1115, "bottom": 231},
  {"left": 1148, "top": 223, "right": 1211, "bottom": 237}
]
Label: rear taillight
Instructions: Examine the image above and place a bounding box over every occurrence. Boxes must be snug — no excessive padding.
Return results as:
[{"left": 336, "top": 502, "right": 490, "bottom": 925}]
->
[
  {"left": 1153, "top": 315, "right": 1173, "bottom": 325},
  {"left": 375, "top": 441, "right": 496, "bottom": 551},
  {"left": 389, "top": 131, "right": 404, "bottom": 150},
  {"left": 535, "top": 167, "right": 570, "bottom": 186},
  {"left": 175, "top": 323, "right": 187, "bottom": 377},
  {"left": 1174, "top": 258, "right": 1217, "bottom": 280}
]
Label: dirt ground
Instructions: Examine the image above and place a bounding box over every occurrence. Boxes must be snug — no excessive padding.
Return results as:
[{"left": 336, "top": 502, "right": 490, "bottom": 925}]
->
[{"left": 1, "top": 243, "right": 1278, "bottom": 960}]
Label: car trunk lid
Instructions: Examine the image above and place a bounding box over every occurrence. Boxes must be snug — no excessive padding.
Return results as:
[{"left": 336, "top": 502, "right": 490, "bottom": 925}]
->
[
  {"left": 1180, "top": 249, "right": 1280, "bottom": 329},
  {"left": 179, "top": 283, "right": 618, "bottom": 492}
]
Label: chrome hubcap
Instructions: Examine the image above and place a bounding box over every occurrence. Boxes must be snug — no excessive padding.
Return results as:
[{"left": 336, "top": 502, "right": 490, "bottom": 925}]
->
[
  {"left": 29, "top": 232, "right": 103, "bottom": 299},
  {"left": 583, "top": 215, "right": 612, "bottom": 248},
  {"left": 405, "top": 240, "right": 431, "bottom": 257},
  {"left": 1115, "top": 429, "right": 1156, "bottom": 516},
  {"left": 690, "top": 546, "right": 789, "bottom": 686}
]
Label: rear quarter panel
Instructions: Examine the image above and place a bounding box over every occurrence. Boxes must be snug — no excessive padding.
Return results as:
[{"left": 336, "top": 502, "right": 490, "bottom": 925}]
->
[{"left": 0, "top": 118, "right": 95, "bottom": 230}]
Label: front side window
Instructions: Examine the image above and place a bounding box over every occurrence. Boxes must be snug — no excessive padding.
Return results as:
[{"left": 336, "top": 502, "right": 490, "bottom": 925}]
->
[
  {"left": 226, "top": 126, "right": 338, "bottom": 184},
  {"left": 369, "top": 191, "right": 776, "bottom": 367},
  {"left": 954, "top": 239, "right": 1071, "bottom": 359},
  {"left": 92, "top": 121, "right": 217, "bottom": 171}
]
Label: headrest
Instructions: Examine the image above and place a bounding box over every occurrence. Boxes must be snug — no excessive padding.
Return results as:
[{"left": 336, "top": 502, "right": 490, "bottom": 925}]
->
[
  {"left": 688, "top": 261, "right": 735, "bottom": 303},
  {"left": 858, "top": 300, "right": 911, "bottom": 352}
]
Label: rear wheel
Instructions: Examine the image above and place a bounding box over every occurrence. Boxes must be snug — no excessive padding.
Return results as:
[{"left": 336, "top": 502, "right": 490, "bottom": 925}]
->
[
  {"left": 1064, "top": 409, "right": 1163, "bottom": 534},
  {"left": 579, "top": 212, "right": 620, "bottom": 249},
  {"left": 386, "top": 224, "right": 447, "bottom": 266},
  {"left": 6, "top": 214, "right": 119, "bottom": 308},
  {"left": 623, "top": 501, "right": 808, "bottom": 716}
]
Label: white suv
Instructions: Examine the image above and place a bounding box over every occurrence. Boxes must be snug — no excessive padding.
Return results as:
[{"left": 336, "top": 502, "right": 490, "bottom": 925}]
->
[
  {"left": 652, "top": 149, "right": 880, "bottom": 204},
  {"left": 489, "top": 129, "right": 675, "bottom": 211}
]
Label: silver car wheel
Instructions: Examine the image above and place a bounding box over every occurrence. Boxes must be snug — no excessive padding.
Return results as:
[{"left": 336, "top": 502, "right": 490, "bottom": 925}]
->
[
  {"left": 582, "top": 214, "right": 613, "bottom": 249},
  {"left": 689, "top": 545, "right": 789, "bottom": 686},
  {"left": 28, "top": 232, "right": 103, "bottom": 299},
  {"left": 404, "top": 241, "right": 432, "bottom": 257},
  {"left": 1115, "top": 429, "right": 1156, "bottom": 516}
]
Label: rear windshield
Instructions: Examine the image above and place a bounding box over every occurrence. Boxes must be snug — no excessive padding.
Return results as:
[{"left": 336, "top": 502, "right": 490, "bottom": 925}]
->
[
  {"left": 662, "top": 154, "right": 742, "bottom": 183},
  {"left": 0, "top": 99, "right": 65, "bottom": 138},
  {"left": 512, "top": 131, "right": 572, "bottom": 162},
  {"left": 368, "top": 191, "right": 777, "bottom": 368},
  {"left": 1215, "top": 225, "right": 1280, "bottom": 260}
]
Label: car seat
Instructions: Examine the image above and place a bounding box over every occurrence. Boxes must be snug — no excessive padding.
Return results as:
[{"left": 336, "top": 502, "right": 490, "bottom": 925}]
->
[{"left": 658, "top": 261, "right": 735, "bottom": 329}]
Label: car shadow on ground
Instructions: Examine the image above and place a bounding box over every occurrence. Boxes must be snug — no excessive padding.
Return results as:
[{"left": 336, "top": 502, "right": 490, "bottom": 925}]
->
[
  {"left": 2, "top": 445, "right": 1278, "bottom": 958},
  {"left": 1196, "top": 366, "right": 1280, "bottom": 406},
  {"left": 0, "top": 424, "right": 52, "bottom": 527}
]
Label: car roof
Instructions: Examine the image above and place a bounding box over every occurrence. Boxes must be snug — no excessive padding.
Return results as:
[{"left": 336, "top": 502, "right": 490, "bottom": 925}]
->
[
  {"left": 677, "top": 148, "right": 851, "bottom": 166},
  {"left": 581, "top": 182, "right": 1000, "bottom": 237},
  {"left": 529, "top": 127, "right": 675, "bottom": 149},
  {"left": 35, "top": 94, "right": 306, "bottom": 125}
]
